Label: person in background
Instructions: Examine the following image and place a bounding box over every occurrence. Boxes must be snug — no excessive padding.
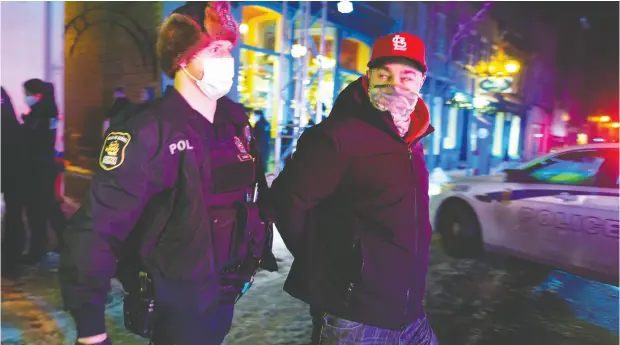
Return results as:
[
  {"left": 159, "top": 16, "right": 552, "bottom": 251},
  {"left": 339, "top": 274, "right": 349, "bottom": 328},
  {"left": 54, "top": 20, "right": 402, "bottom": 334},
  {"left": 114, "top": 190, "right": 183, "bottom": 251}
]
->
[
  {"left": 141, "top": 87, "right": 156, "bottom": 102},
  {"left": 252, "top": 109, "right": 271, "bottom": 173},
  {"left": 281, "top": 119, "right": 295, "bottom": 166},
  {"left": 21, "top": 79, "right": 67, "bottom": 265},
  {"left": 271, "top": 32, "right": 439, "bottom": 344},
  {"left": 1, "top": 87, "right": 28, "bottom": 278},
  {"left": 104, "top": 88, "right": 133, "bottom": 136}
]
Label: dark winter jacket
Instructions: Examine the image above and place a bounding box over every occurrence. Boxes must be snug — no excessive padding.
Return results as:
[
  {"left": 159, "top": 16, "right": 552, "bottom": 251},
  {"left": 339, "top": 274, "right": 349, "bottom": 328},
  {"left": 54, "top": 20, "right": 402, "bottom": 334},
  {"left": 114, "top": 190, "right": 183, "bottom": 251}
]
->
[
  {"left": 1, "top": 87, "right": 26, "bottom": 188},
  {"left": 22, "top": 82, "right": 58, "bottom": 167},
  {"left": 271, "top": 77, "right": 434, "bottom": 331},
  {"left": 59, "top": 87, "right": 272, "bottom": 338}
]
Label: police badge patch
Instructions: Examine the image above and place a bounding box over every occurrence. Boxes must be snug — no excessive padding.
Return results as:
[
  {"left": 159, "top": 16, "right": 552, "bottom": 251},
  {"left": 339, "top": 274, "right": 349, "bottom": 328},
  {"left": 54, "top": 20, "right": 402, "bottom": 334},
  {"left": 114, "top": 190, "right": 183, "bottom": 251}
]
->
[
  {"left": 99, "top": 132, "right": 132, "bottom": 171},
  {"left": 234, "top": 136, "right": 253, "bottom": 162}
]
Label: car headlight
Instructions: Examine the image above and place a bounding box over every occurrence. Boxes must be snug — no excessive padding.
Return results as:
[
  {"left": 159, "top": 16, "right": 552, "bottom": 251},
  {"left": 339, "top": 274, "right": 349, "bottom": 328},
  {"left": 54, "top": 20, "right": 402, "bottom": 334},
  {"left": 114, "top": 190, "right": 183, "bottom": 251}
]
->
[
  {"left": 440, "top": 182, "right": 455, "bottom": 194},
  {"left": 429, "top": 182, "right": 455, "bottom": 196},
  {"left": 429, "top": 183, "right": 442, "bottom": 196},
  {"left": 439, "top": 183, "right": 471, "bottom": 194}
]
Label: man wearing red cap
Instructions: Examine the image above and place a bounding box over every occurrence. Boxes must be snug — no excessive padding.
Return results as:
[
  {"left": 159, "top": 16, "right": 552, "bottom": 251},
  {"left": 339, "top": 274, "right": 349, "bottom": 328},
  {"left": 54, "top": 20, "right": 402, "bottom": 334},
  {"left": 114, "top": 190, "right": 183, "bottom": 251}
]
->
[
  {"left": 59, "top": 2, "right": 276, "bottom": 345},
  {"left": 271, "top": 32, "right": 438, "bottom": 344}
]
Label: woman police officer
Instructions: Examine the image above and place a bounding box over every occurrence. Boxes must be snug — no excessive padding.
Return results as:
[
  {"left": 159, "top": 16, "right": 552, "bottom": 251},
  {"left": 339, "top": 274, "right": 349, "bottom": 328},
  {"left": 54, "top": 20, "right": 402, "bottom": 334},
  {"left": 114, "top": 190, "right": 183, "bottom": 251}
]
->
[{"left": 59, "top": 2, "right": 275, "bottom": 344}]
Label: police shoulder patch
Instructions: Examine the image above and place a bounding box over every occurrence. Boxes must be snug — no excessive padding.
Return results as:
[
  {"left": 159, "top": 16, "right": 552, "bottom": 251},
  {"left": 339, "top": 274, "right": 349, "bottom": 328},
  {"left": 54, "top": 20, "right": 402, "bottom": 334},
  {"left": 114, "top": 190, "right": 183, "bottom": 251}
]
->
[{"left": 99, "top": 131, "right": 131, "bottom": 171}]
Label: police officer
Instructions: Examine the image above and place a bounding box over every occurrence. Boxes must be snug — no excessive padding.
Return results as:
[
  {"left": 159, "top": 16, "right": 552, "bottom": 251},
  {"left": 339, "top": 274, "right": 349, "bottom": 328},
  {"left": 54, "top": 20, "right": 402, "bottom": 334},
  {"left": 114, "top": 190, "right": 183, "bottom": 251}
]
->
[{"left": 59, "top": 2, "right": 275, "bottom": 345}]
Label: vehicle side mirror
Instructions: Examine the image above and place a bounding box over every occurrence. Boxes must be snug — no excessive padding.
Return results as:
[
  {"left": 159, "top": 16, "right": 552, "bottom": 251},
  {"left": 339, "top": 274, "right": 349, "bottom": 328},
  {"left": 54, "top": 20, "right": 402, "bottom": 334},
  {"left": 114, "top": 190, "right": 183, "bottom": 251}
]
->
[{"left": 503, "top": 168, "right": 527, "bottom": 183}]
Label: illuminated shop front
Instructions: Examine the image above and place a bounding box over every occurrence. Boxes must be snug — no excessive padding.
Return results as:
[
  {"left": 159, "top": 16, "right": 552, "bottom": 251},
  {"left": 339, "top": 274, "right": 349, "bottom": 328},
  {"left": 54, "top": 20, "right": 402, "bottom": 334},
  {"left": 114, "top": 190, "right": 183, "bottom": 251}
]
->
[
  {"left": 338, "top": 38, "right": 370, "bottom": 93},
  {"left": 238, "top": 5, "right": 284, "bottom": 127},
  {"left": 236, "top": 3, "right": 374, "bottom": 127}
]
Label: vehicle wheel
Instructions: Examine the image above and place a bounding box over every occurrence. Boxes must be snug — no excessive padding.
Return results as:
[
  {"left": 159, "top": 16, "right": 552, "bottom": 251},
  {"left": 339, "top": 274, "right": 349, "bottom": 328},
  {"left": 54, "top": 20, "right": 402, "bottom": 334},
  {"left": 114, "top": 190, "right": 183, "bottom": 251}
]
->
[{"left": 437, "top": 200, "right": 483, "bottom": 258}]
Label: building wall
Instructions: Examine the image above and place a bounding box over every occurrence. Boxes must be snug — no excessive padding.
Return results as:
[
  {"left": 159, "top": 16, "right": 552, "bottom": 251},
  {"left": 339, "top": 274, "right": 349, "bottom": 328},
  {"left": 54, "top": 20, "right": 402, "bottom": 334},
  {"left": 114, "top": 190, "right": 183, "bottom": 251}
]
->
[
  {"left": 400, "top": 2, "right": 494, "bottom": 171},
  {"left": 1, "top": 1, "right": 65, "bottom": 154},
  {"left": 1, "top": 2, "right": 47, "bottom": 117},
  {"left": 1, "top": 2, "right": 64, "bottom": 119},
  {"left": 64, "top": 2, "right": 162, "bottom": 170},
  {"left": 8, "top": 1, "right": 561, "bottom": 186}
]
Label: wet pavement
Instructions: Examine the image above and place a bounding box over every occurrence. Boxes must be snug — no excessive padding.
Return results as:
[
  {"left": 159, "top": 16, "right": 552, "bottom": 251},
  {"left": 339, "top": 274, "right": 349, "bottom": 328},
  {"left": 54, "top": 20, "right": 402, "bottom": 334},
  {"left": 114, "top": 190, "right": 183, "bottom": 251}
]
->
[{"left": 1, "top": 202, "right": 618, "bottom": 345}]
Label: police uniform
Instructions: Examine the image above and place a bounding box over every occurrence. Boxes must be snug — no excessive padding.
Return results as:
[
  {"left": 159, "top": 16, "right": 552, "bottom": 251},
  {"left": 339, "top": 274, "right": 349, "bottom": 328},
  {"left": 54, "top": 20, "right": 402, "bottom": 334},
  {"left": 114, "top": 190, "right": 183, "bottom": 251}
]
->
[
  {"left": 61, "top": 2, "right": 278, "bottom": 343},
  {"left": 60, "top": 86, "right": 274, "bottom": 345}
]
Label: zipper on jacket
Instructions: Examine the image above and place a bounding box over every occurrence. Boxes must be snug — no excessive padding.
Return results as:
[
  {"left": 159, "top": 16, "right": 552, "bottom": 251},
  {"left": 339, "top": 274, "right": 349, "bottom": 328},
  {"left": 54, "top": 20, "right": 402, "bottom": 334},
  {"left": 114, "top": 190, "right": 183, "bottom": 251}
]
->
[
  {"left": 404, "top": 144, "right": 419, "bottom": 320},
  {"left": 404, "top": 287, "right": 411, "bottom": 318},
  {"left": 408, "top": 146, "right": 413, "bottom": 172}
]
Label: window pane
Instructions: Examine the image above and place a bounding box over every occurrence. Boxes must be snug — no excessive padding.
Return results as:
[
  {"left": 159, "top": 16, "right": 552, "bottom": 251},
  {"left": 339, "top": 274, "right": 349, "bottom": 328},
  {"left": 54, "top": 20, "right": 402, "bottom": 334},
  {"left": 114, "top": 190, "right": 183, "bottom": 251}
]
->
[
  {"left": 443, "top": 106, "right": 458, "bottom": 149},
  {"left": 432, "top": 97, "right": 443, "bottom": 155},
  {"left": 528, "top": 150, "right": 606, "bottom": 185},
  {"left": 238, "top": 49, "right": 279, "bottom": 123},
  {"left": 436, "top": 13, "right": 446, "bottom": 55},
  {"left": 242, "top": 6, "right": 281, "bottom": 51},
  {"left": 596, "top": 148, "right": 620, "bottom": 188},
  {"left": 338, "top": 71, "right": 361, "bottom": 93},
  {"left": 339, "top": 38, "right": 370, "bottom": 73},
  {"left": 508, "top": 115, "right": 521, "bottom": 158},
  {"left": 492, "top": 112, "right": 505, "bottom": 157}
]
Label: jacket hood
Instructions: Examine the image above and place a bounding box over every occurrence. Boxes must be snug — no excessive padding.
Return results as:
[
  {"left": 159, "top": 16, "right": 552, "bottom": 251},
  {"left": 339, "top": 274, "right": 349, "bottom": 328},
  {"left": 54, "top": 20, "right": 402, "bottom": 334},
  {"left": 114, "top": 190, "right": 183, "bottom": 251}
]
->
[{"left": 331, "top": 77, "right": 432, "bottom": 143}]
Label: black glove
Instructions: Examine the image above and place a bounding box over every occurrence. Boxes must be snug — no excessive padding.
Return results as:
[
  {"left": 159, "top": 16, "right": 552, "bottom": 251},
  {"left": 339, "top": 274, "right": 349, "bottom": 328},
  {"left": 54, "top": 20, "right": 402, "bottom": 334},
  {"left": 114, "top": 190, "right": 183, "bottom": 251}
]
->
[{"left": 259, "top": 223, "right": 279, "bottom": 272}]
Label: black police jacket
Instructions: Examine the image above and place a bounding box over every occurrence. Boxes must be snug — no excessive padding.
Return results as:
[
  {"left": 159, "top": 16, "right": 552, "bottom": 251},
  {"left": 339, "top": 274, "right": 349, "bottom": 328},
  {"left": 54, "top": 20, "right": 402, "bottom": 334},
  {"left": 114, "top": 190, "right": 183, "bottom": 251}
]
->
[{"left": 59, "top": 87, "right": 271, "bottom": 338}]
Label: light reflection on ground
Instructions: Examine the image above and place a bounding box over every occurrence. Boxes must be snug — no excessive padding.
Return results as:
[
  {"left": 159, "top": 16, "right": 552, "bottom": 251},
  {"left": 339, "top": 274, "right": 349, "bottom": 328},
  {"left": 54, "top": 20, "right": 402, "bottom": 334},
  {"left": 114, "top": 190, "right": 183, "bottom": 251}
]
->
[{"left": 534, "top": 270, "right": 619, "bottom": 334}]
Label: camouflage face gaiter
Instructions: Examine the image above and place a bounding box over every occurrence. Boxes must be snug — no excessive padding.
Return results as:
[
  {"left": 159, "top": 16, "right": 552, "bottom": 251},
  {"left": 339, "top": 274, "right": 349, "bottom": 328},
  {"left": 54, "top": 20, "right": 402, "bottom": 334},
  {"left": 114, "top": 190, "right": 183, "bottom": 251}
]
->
[{"left": 369, "top": 85, "right": 420, "bottom": 137}]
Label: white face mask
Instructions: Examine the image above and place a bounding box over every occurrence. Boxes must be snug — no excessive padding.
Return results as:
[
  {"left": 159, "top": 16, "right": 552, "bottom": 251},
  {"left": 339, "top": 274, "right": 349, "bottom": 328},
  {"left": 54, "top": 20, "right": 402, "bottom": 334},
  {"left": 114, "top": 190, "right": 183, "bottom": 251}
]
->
[{"left": 183, "top": 57, "right": 234, "bottom": 100}]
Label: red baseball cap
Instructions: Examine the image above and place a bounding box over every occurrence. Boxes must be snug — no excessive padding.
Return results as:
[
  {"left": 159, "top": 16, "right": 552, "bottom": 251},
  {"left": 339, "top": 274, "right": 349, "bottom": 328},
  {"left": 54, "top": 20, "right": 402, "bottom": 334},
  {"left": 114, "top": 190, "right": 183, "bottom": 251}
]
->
[{"left": 368, "top": 32, "right": 427, "bottom": 73}]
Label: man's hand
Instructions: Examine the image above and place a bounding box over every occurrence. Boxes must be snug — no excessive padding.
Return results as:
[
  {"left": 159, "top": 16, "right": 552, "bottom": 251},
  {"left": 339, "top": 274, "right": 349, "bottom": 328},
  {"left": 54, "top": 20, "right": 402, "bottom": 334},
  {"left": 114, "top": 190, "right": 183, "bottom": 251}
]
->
[{"left": 77, "top": 333, "right": 108, "bottom": 344}]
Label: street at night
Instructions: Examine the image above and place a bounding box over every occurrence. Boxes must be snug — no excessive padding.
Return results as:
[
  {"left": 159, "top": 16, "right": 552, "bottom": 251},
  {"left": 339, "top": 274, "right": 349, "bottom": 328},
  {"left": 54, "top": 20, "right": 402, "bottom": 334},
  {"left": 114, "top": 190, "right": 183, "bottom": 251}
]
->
[
  {"left": 1, "top": 202, "right": 619, "bottom": 345},
  {"left": 2, "top": 1, "right": 619, "bottom": 345}
]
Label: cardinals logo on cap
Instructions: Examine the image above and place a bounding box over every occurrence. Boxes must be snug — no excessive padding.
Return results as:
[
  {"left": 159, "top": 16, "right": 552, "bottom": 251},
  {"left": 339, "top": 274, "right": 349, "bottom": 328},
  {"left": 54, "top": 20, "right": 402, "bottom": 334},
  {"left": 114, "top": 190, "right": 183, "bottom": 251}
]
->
[{"left": 392, "top": 34, "right": 408, "bottom": 52}]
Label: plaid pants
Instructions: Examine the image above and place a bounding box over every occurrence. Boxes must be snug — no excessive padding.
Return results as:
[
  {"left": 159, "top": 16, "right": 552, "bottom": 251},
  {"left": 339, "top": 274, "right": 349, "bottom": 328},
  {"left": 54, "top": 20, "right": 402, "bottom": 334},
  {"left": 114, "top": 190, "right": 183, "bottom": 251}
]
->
[{"left": 311, "top": 309, "right": 439, "bottom": 345}]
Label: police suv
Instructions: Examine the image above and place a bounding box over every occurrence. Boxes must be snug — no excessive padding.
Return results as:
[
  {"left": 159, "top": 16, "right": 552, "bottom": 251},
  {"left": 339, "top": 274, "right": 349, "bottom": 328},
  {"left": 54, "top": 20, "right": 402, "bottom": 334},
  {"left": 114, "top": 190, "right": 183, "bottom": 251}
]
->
[{"left": 430, "top": 143, "right": 619, "bottom": 285}]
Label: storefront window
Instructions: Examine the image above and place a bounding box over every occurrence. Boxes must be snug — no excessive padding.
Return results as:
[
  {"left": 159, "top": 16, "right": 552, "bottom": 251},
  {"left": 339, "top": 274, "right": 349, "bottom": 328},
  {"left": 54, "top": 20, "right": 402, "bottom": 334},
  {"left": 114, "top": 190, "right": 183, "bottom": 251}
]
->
[
  {"left": 242, "top": 6, "right": 281, "bottom": 51},
  {"left": 338, "top": 71, "right": 361, "bottom": 93},
  {"left": 290, "top": 22, "right": 338, "bottom": 120},
  {"left": 508, "top": 115, "right": 521, "bottom": 158},
  {"left": 492, "top": 112, "right": 505, "bottom": 157},
  {"left": 239, "top": 5, "right": 288, "bottom": 138},
  {"left": 309, "top": 36, "right": 335, "bottom": 60},
  {"left": 340, "top": 38, "right": 370, "bottom": 73},
  {"left": 443, "top": 106, "right": 458, "bottom": 149},
  {"left": 238, "top": 49, "right": 280, "bottom": 123},
  {"left": 336, "top": 38, "right": 369, "bottom": 95},
  {"left": 307, "top": 69, "right": 335, "bottom": 119},
  {"left": 432, "top": 97, "right": 443, "bottom": 156}
]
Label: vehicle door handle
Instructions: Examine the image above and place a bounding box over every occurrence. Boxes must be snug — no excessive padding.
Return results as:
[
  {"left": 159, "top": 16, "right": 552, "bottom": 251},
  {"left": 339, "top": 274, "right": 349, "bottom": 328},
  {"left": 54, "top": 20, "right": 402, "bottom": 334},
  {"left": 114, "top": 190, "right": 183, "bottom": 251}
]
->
[{"left": 554, "top": 192, "right": 577, "bottom": 202}]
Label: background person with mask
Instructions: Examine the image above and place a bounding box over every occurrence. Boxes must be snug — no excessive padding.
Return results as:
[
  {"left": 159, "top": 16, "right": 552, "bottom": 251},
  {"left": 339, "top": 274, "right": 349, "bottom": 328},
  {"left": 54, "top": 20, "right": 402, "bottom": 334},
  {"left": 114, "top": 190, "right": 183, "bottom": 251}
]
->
[
  {"left": 252, "top": 109, "right": 271, "bottom": 173},
  {"left": 21, "top": 79, "right": 66, "bottom": 265},
  {"left": 59, "top": 2, "right": 276, "bottom": 345}
]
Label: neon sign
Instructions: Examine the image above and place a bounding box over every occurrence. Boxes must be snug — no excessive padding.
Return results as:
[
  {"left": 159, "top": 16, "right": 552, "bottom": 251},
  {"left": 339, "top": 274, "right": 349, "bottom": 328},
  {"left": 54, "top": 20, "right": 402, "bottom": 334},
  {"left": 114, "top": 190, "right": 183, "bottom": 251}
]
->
[{"left": 479, "top": 77, "right": 513, "bottom": 93}]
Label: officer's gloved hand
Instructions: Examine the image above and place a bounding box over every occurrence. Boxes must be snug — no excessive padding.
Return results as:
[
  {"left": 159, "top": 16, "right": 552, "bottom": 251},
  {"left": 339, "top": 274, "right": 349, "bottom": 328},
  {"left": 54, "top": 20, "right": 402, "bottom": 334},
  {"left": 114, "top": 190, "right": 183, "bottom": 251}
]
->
[
  {"left": 259, "top": 223, "right": 279, "bottom": 273},
  {"left": 260, "top": 248, "right": 279, "bottom": 272},
  {"left": 257, "top": 197, "right": 276, "bottom": 224}
]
